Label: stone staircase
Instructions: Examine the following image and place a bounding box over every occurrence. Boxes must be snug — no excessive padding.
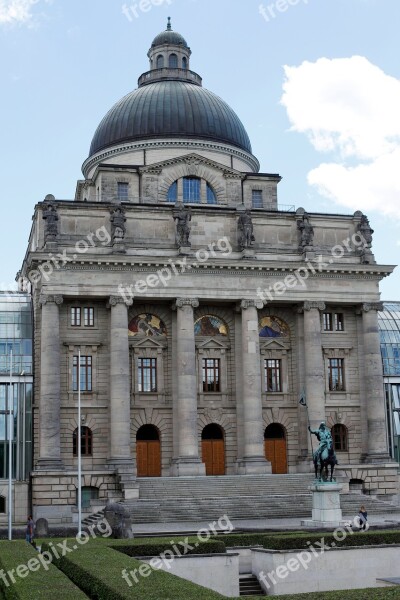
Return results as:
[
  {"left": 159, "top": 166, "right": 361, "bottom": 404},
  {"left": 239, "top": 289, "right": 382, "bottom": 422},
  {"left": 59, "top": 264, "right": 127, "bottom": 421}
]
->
[
  {"left": 239, "top": 574, "right": 265, "bottom": 596},
  {"left": 122, "top": 475, "right": 399, "bottom": 524},
  {"left": 81, "top": 509, "right": 105, "bottom": 528}
]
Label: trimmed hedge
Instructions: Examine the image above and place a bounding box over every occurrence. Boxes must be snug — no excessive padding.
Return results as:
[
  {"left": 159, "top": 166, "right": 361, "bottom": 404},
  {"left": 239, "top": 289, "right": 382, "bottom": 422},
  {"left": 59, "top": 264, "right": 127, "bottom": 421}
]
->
[
  {"left": 42, "top": 541, "right": 227, "bottom": 600},
  {"left": 114, "top": 539, "right": 226, "bottom": 557},
  {"left": 213, "top": 529, "right": 400, "bottom": 550},
  {"left": 0, "top": 541, "right": 87, "bottom": 599},
  {"left": 275, "top": 590, "right": 400, "bottom": 599}
]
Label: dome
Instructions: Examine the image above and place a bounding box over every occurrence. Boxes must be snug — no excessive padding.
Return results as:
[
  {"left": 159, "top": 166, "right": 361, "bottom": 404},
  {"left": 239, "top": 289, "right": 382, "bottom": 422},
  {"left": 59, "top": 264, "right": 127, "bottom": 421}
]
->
[
  {"left": 89, "top": 81, "right": 252, "bottom": 156},
  {"left": 151, "top": 29, "right": 188, "bottom": 48}
]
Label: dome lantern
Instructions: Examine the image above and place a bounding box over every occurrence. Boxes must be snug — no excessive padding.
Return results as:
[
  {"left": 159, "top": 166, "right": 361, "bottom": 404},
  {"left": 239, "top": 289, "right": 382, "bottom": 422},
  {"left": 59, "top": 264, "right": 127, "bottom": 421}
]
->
[{"left": 147, "top": 17, "right": 192, "bottom": 77}]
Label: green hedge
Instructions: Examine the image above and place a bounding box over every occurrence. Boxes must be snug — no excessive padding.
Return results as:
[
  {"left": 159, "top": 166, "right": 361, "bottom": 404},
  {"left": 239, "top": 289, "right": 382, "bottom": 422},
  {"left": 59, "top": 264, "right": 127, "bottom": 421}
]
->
[
  {"left": 0, "top": 541, "right": 87, "bottom": 600},
  {"left": 114, "top": 539, "right": 226, "bottom": 557},
  {"left": 213, "top": 529, "right": 400, "bottom": 550},
  {"left": 42, "top": 541, "right": 227, "bottom": 600},
  {"left": 275, "top": 589, "right": 400, "bottom": 599}
]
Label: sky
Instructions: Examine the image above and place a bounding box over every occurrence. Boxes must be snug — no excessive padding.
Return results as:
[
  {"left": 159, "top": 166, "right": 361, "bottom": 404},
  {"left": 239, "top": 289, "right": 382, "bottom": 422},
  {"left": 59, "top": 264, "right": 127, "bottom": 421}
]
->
[{"left": 0, "top": 0, "right": 399, "bottom": 298}]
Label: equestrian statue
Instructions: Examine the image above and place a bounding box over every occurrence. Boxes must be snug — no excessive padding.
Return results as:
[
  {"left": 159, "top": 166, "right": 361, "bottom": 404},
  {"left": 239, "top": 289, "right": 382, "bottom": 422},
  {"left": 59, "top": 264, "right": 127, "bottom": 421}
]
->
[{"left": 308, "top": 422, "right": 338, "bottom": 482}]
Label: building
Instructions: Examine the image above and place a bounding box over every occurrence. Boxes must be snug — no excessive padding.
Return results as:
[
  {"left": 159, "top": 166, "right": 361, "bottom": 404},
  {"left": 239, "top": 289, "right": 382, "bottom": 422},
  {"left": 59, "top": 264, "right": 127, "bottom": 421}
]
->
[
  {"left": 19, "top": 21, "right": 398, "bottom": 522},
  {"left": 379, "top": 302, "right": 400, "bottom": 463},
  {"left": 0, "top": 292, "right": 33, "bottom": 525}
]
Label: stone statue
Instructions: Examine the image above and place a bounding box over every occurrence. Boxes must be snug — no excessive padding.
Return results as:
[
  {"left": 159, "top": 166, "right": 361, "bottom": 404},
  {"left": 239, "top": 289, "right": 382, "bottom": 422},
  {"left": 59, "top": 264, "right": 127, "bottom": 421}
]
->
[
  {"left": 104, "top": 502, "right": 133, "bottom": 539},
  {"left": 110, "top": 205, "right": 126, "bottom": 243},
  {"left": 356, "top": 214, "right": 374, "bottom": 248},
  {"left": 42, "top": 201, "right": 59, "bottom": 242},
  {"left": 297, "top": 212, "right": 314, "bottom": 250},
  {"left": 309, "top": 422, "right": 338, "bottom": 482},
  {"left": 238, "top": 210, "right": 255, "bottom": 249},
  {"left": 173, "top": 203, "right": 192, "bottom": 247}
]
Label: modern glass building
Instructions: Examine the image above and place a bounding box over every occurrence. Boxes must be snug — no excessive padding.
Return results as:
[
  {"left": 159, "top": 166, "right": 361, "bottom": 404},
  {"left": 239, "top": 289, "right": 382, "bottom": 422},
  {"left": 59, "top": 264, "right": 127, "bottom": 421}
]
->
[
  {"left": 379, "top": 302, "right": 400, "bottom": 463},
  {"left": 0, "top": 292, "right": 33, "bottom": 523}
]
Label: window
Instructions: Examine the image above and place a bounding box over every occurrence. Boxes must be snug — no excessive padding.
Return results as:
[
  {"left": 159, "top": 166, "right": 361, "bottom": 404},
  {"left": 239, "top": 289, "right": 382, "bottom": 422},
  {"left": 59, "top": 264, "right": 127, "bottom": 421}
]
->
[
  {"left": 167, "top": 181, "right": 177, "bottom": 203},
  {"left": 323, "top": 312, "right": 344, "bottom": 331},
  {"left": 252, "top": 190, "right": 263, "bottom": 208},
  {"left": 84, "top": 307, "right": 94, "bottom": 327},
  {"left": 328, "top": 358, "right": 345, "bottom": 391},
  {"left": 77, "top": 486, "right": 98, "bottom": 509},
  {"left": 0, "top": 496, "right": 5, "bottom": 514},
  {"left": 73, "top": 426, "right": 93, "bottom": 456},
  {"left": 117, "top": 182, "right": 129, "bottom": 201},
  {"left": 202, "top": 359, "right": 220, "bottom": 392},
  {"left": 138, "top": 358, "right": 157, "bottom": 392},
  {"left": 183, "top": 177, "right": 201, "bottom": 203},
  {"left": 71, "top": 307, "right": 81, "bottom": 327},
  {"left": 156, "top": 55, "right": 164, "bottom": 69},
  {"left": 264, "top": 359, "right": 282, "bottom": 392},
  {"left": 73, "top": 356, "right": 92, "bottom": 392},
  {"left": 206, "top": 183, "right": 217, "bottom": 204},
  {"left": 169, "top": 53, "right": 178, "bottom": 68},
  {"left": 182, "top": 57, "right": 188, "bottom": 69},
  {"left": 332, "top": 424, "right": 348, "bottom": 451}
]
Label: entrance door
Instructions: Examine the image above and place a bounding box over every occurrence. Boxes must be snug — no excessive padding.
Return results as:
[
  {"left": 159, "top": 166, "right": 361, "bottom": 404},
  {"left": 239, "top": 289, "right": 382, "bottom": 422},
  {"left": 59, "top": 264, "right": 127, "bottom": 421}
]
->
[
  {"left": 264, "top": 423, "right": 287, "bottom": 474},
  {"left": 201, "top": 424, "right": 225, "bottom": 476},
  {"left": 136, "top": 425, "right": 161, "bottom": 477}
]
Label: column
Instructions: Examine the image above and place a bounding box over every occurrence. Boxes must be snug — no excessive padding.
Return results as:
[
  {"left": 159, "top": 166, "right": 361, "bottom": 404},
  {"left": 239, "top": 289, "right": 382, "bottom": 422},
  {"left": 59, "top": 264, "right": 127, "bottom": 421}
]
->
[
  {"left": 171, "top": 298, "right": 206, "bottom": 476},
  {"left": 108, "top": 296, "right": 133, "bottom": 468},
  {"left": 360, "top": 303, "right": 390, "bottom": 461},
  {"left": 37, "top": 294, "right": 64, "bottom": 470},
  {"left": 303, "top": 302, "right": 326, "bottom": 455},
  {"left": 238, "top": 299, "right": 270, "bottom": 474}
]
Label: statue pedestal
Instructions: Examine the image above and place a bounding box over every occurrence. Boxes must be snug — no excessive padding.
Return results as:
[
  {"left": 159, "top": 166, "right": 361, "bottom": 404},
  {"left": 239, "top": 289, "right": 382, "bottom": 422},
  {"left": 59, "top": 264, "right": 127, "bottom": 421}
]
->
[
  {"left": 301, "top": 482, "right": 347, "bottom": 528},
  {"left": 178, "top": 246, "right": 191, "bottom": 256},
  {"left": 241, "top": 248, "right": 256, "bottom": 259}
]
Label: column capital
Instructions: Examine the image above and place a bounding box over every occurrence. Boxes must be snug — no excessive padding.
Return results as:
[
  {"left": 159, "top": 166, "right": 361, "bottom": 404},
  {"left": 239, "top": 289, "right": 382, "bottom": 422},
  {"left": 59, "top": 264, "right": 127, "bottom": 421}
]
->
[
  {"left": 302, "top": 301, "right": 326, "bottom": 312},
  {"left": 39, "top": 294, "right": 63, "bottom": 306},
  {"left": 358, "top": 302, "right": 384, "bottom": 314},
  {"left": 174, "top": 298, "right": 199, "bottom": 309},
  {"left": 108, "top": 295, "right": 133, "bottom": 307},
  {"left": 240, "top": 299, "right": 264, "bottom": 310}
]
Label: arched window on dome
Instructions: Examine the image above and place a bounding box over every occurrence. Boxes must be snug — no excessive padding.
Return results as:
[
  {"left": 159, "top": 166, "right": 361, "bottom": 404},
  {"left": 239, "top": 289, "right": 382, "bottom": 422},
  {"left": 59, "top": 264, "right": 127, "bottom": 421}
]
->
[
  {"left": 167, "top": 181, "right": 177, "bottom": 203},
  {"left": 156, "top": 55, "right": 164, "bottom": 69},
  {"left": 206, "top": 183, "right": 217, "bottom": 204},
  {"left": 182, "top": 57, "right": 188, "bottom": 70},
  {"left": 183, "top": 177, "right": 200, "bottom": 203},
  {"left": 169, "top": 54, "right": 178, "bottom": 68}
]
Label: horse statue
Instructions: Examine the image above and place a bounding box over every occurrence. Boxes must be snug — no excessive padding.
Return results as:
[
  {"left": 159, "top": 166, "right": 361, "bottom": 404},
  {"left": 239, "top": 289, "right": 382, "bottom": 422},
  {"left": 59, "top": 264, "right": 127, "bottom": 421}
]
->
[{"left": 309, "top": 422, "right": 338, "bottom": 482}]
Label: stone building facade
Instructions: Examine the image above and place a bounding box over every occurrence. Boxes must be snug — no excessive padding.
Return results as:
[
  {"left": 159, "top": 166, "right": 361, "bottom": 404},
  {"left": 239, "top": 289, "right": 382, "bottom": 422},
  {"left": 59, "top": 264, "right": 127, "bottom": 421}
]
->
[{"left": 20, "top": 22, "right": 398, "bottom": 522}]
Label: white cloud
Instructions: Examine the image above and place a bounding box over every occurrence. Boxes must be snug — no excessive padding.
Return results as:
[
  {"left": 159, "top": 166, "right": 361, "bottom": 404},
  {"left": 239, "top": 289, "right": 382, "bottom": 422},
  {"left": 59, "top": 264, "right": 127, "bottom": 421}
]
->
[
  {"left": 281, "top": 56, "right": 400, "bottom": 218},
  {"left": 0, "top": 0, "right": 50, "bottom": 25}
]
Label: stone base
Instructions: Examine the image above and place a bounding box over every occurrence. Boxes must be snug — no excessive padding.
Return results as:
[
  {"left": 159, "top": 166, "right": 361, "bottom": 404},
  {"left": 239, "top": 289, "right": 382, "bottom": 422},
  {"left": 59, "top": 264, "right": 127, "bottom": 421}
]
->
[
  {"left": 237, "top": 457, "right": 272, "bottom": 475},
  {"left": 301, "top": 519, "right": 348, "bottom": 528},
  {"left": 241, "top": 248, "right": 256, "bottom": 259},
  {"left": 170, "top": 458, "right": 206, "bottom": 477},
  {"left": 178, "top": 246, "right": 191, "bottom": 256},
  {"left": 112, "top": 243, "right": 126, "bottom": 254},
  {"left": 302, "top": 482, "right": 343, "bottom": 526}
]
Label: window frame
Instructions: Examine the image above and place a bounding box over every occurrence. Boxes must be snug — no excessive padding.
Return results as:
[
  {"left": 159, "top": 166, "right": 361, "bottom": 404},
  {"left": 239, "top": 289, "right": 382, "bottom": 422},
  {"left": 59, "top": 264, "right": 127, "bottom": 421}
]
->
[
  {"left": 202, "top": 358, "right": 221, "bottom": 393},
  {"left": 71, "top": 307, "right": 81, "bottom": 327},
  {"left": 137, "top": 357, "right": 158, "bottom": 393},
  {"left": 72, "top": 355, "right": 93, "bottom": 392},
  {"left": 84, "top": 307, "right": 94, "bottom": 327},
  {"left": 332, "top": 424, "right": 348, "bottom": 452},
  {"left": 328, "top": 358, "right": 345, "bottom": 391},
  {"left": 183, "top": 177, "right": 201, "bottom": 203},
  {"left": 252, "top": 189, "right": 263, "bottom": 209},
  {"left": 117, "top": 182, "right": 129, "bottom": 201},
  {"left": 264, "top": 358, "right": 282, "bottom": 393},
  {"left": 73, "top": 426, "right": 93, "bottom": 457}
]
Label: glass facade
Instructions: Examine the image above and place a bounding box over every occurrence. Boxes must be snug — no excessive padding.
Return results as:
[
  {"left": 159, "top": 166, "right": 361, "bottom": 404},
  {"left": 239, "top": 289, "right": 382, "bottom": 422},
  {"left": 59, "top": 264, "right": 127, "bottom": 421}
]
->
[
  {"left": 0, "top": 293, "right": 33, "bottom": 481},
  {"left": 379, "top": 302, "right": 400, "bottom": 462}
]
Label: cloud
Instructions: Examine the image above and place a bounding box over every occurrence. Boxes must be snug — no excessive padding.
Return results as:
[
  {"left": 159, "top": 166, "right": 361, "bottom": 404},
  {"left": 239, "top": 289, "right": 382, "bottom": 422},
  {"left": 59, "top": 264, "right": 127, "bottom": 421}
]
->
[
  {"left": 281, "top": 56, "right": 400, "bottom": 218},
  {"left": 0, "top": 0, "right": 50, "bottom": 25}
]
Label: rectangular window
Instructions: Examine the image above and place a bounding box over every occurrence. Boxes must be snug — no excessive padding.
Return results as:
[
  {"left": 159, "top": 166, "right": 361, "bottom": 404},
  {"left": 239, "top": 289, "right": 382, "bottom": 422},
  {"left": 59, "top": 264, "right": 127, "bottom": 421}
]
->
[
  {"left": 252, "top": 190, "right": 263, "bottom": 209},
  {"left": 117, "top": 182, "right": 129, "bottom": 201},
  {"left": 264, "top": 359, "right": 282, "bottom": 392},
  {"left": 323, "top": 313, "right": 333, "bottom": 331},
  {"left": 202, "top": 358, "right": 220, "bottom": 392},
  {"left": 183, "top": 177, "right": 201, "bottom": 203},
  {"left": 73, "top": 356, "right": 92, "bottom": 392},
  {"left": 328, "top": 358, "right": 345, "bottom": 391},
  {"left": 84, "top": 307, "right": 94, "bottom": 327},
  {"left": 138, "top": 358, "right": 157, "bottom": 392},
  {"left": 335, "top": 313, "right": 344, "bottom": 331},
  {"left": 71, "top": 307, "right": 81, "bottom": 327}
]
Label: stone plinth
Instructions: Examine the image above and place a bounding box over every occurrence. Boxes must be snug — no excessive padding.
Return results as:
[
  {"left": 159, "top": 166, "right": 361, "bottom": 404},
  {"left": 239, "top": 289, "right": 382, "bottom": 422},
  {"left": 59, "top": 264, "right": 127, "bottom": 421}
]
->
[{"left": 301, "top": 482, "right": 346, "bottom": 528}]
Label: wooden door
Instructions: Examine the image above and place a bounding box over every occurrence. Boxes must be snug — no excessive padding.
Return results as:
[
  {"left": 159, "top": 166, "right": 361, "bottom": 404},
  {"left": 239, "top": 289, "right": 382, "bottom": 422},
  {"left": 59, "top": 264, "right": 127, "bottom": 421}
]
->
[
  {"left": 202, "top": 440, "right": 225, "bottom": 476},
  {"left": 137, "top": 440, "right": 161, "bottom": 477},
  {"left": 264, "top": 439, "right": 287, "bottom": 474}
]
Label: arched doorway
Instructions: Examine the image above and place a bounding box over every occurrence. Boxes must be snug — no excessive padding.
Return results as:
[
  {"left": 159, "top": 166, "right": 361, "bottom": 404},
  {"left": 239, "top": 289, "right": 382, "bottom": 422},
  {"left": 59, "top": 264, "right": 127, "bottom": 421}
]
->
[
  {"left": 264, "top": 424, "right": 287, "bottom": 474},
  {"left": 201, "top": 424, "right": 225, "bottom": 476},
  {"left": 136, "top": 425, "right": 161, "bottom": 477}
]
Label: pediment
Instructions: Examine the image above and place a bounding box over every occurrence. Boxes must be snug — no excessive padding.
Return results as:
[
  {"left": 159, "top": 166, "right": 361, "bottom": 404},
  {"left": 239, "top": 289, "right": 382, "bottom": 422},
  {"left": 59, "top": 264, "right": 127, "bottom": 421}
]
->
[
  {"left": 129, "top": 336, "right": 167, "bottom": 349},
  {"left": 196, "top": 337, "right": 230, "bottom": 350},
  {"left": 139, "top": 153, "right": 243, "bottom": 178},
  {"left": 259, "top": 338, "right": 290, "bottom": 351}
]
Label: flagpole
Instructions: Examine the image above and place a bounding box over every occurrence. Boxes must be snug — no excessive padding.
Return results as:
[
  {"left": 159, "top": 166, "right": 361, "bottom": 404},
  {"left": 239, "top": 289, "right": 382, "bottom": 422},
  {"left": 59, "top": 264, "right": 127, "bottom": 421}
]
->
[
  {"left": 77, "top": 350, "right": 82, "bottom": 537},
  {"left": 300, "top": 389, "right": 314, "bottom": 455},
  {"left": 8, "top": 350, "right": 13, "bottom": 541}
]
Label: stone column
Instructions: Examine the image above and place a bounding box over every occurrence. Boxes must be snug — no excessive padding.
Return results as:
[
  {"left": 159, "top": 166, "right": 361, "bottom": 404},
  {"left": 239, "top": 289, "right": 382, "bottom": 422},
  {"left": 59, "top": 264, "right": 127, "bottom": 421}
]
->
[
  {"left": 108, "top": 296, "right": 133, "bottom": 468},
  {"left": 360, "top": 303, "right": 390, "bottom": 461},
  {"left": 303, "top": 302, "right": 326, "bottom": 455},
  {"left": 171, "top": 298, "right": 206, "bottom": 476},
  {"left": 37, "top": 294, "right": 64, "bottom": 470},
  {"left": 237, "top": 300, "right": 270, "bottom": 474}
]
